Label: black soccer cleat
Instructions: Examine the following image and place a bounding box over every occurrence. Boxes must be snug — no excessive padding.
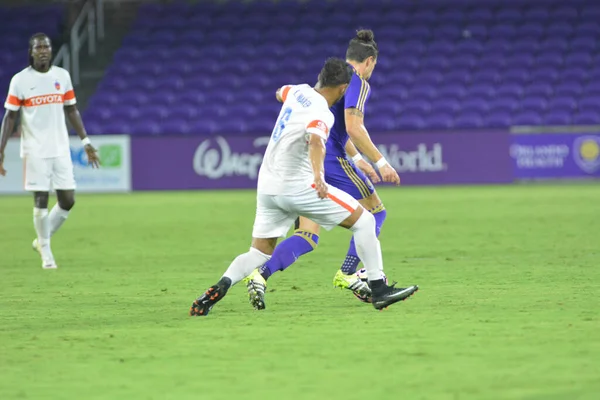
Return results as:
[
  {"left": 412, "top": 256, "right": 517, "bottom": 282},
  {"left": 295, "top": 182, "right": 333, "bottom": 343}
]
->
[
  {"left": 371, "top": 283, "right": 419, "bottom": 311},
  {"left": 189, "top": 284, "right": 227, "bottom": 317}
]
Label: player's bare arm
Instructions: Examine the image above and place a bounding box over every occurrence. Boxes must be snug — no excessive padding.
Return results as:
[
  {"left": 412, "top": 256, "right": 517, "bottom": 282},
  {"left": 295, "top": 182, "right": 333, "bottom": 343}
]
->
[
  {"left": 0, "top": 110, "right": 19, "bottom": 176},
  {"left": 344, "top": 139, "right": 380, "bottom": 184},
  {"left": 64, "top": 105, "right": 100, "bottom": 168},
  {"left": 308, "top": 133, "right": 328, "bottom": 199},
  {"left": 345, "top": 107, "right": 399, "bottom": 185}
]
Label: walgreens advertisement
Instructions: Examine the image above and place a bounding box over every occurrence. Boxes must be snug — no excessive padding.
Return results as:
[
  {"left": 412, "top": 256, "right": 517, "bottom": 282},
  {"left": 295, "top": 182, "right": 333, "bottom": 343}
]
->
[
  {"left": 510, "top": 133, "right": 600, "bottom": 179},
  {"left": 0, "top": 135, "right": 131, "bottom": 194},
  {"left": 130, "top": 131, "right": 513, "bottom": 190}
]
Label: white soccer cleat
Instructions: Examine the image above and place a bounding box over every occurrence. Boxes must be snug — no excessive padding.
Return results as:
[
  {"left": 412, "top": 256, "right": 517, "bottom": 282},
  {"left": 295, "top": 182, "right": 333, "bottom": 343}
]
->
[{"left": 42, "top": 260, "right": 58, "bottom": 269}]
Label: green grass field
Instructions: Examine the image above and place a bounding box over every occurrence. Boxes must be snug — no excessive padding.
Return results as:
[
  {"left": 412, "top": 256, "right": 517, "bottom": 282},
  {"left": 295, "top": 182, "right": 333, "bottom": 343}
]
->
[{"left": 1, "top": 184, "right": 599, "bottom": 400}]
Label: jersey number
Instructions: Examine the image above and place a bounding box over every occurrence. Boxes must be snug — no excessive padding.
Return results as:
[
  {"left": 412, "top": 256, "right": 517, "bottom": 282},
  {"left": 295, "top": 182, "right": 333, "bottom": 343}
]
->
[{"left": 271, "top": 107, "right": 292, "bottom": 142}]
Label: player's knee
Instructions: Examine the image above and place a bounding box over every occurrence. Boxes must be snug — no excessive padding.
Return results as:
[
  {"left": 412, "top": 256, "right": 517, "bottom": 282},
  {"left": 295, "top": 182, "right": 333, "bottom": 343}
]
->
[
  {"left": 34, "top": 192, "right": 49, "bottom": 209},
  {"left": 59, "top": 197, "right": 75, "bottom": 211},
  {"left": 350, "top": 209, "right": 376, "bottom": 233}
]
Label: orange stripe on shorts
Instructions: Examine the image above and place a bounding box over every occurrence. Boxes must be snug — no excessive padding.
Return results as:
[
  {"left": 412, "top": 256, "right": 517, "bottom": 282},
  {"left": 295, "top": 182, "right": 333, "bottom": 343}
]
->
[{"left": 311, "top": 184, "right": 355, "bottom": 213}]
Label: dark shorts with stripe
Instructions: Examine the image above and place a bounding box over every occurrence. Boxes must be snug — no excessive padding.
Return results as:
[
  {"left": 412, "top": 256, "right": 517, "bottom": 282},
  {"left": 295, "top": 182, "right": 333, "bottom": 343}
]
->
[{"left": 324, "top": 156, "right": 375, "bottom": 200}]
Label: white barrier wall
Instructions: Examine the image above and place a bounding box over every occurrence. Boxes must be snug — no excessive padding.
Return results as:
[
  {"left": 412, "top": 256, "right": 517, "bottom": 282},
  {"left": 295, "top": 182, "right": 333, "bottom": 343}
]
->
[{"left": 0, "top": 135, "right": 131, "bottom": 194}]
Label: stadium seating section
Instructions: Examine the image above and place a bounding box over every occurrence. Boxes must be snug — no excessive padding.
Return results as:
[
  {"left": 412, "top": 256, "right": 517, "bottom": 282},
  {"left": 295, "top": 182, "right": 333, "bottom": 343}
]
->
[
  {"left": 0, "top": 5, "right": 65, "bottom": 102},
  {"left": 2, "top": 1, "right": 600, "bottom": 135}
]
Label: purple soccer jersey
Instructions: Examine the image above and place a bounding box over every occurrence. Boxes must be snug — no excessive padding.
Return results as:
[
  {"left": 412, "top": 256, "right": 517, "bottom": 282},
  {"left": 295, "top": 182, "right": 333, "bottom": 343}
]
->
[{"left": 324, "top": 68, "right": 375, "bottom": 200}]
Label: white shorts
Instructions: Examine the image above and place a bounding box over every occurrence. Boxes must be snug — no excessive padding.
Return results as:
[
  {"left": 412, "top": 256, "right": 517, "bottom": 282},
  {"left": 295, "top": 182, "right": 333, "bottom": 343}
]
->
[
  {"left": 23, "top": 155, "right": 76, "bottom": 192},
  {"left": 252, "top": 185, "right": 361, "bottom": 238}
]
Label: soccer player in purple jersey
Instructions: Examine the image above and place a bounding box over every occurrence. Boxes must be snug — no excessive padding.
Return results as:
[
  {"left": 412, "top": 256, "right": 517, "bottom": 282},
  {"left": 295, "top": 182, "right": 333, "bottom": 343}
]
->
[{"left": 243, "top": 30, "right": 404, "bottom": 310}]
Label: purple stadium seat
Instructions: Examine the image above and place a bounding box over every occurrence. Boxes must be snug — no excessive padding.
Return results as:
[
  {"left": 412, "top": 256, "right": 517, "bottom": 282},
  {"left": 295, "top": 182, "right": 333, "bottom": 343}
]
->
[
  {"left": 525, "top": 82, "right": 554, "bottom": 97},
  {"left": 543, "top": 111, "right": 572, "bottom": 126},
  {"left": 454, "top": 113, "right": 484, "bottom": 128},
  {"left": 445, "top": 70, "right": 471, "bottom": 85},
  {"left": 551, "top": 6, "right": 578, "bottom": 20},
  {"left": 489, "top": 23, "right": 517, "bottom": 38},
  {"left": 573, "top": 112, "right": 600, "bottom": 125},
  {"left": 577, "top": 22, "right": 600, "bottom": 36},
  {"left": 469, "top": 83, "right": 496, "bottom": 99},
  {"left": 497, "top": 83, "right": 524, "bottom": 98},
  {"left": 518, "top": 22, "right": 544, "bottom": 37},
  {"left": 439, "top": 9, "right": 465, "bottom": 22},
  {"left": 512, "top": 112, "right": 543, "bottom": 126},
  {"left": 468, "top": 8, "right": 494, "bottom": 22},
  {"left": 495, "top": 8, "right": 522, "bottom": 21},
  {"left": 548, "top": 96, "right": 578, "bottom": 111},
  {"left": 489, "top": 97, "right": 519, "bottom": 112},
  {"left": 539, "top": 37, "right": 569, "bottom": 52},
  {"left": 461, "top": 99, "right": 490, "bottom": 114},
  {"left": 428, "top": 114, "right": 454, "bottom": 129},
  {"left": 560, "top": 67, "right": 588, "bottom": 82},
  {"left": 472, "top": 69, "right": 501, "bottom": 84},
  {"left": 505, "top": 54, "right": 535, "bottom": 68},
  {"left": 402, "top": 99, "right": 432, "bottom": 114},
  {"left": 584, "top": 81, "right": 600, "bottom": 95},
  {"left": 486, "top": 38, "right": 512, "bottom": 54},
  {"left": 463, "top": 24, "right": 488, "bottom": 38},
  {"left": 530, "top": 68, "right": 559, "bottom": 82},
  {"left": 413, "top": 71, "right": 444, "bottom": 86},
  {"left": 396, "top": 115, "right": 425, "bottom": 130},
  {"left": 570, "top": 37, "right": 597, "bottom": 52},
  {"left": 434, "top": 24, "right": 463, "bottom": 39},
  {"left": 427, "top": 40, "right": 454, "bottom": 55},
  {"left": 437, "top": 84, "right": 467, "bottom": 99},
  {"left": 524, "top": 7, "right": 549, "bottom": 20},
  {"left": 455, "top": 40, "right": 484, "bottom": 54},
  {"left": 520, "top": 96, "right": 548, "bottom": 113},
  {"left": 578, "top": 97, "right": 600, "bottom": 113},
  {"left": 419, "top": 56, "right": 449, "bottom": 70},
  {"left": 485, "top": 112, "right": 512, "bottom": 127},
  {"left": 431, "top": 98, "right": 461, "bottom": 114},
  {"left": 535, "top": 53, "right": 564, "bottom": 68},
  {"left": 503, "top": 68, "right": 529, "bottom": 84},
  {"left": 546, "top": 22, "right": 575, "bottom": 37},
  {"left": 511, "top": 39, "right": 539, "bottom": 54},
  {"left": 554, "top": 82, "right": 583, "bottom": 97},
  {"left": 564, "top": 52, "right": 593, "bottom": 67}
]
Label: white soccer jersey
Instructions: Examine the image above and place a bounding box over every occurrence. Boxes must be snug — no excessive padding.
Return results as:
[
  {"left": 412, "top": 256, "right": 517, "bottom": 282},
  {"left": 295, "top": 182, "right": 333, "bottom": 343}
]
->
[
  {"left": 257, "top": 84, "right": 335, "bottom": 195},
  {"left": 4, "top": 66, "right": 76, "bottom": 158}
]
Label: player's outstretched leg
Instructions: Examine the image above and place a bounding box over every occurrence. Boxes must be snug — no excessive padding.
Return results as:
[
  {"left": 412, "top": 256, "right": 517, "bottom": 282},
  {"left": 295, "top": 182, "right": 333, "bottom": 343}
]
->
[
  {"left": 32, "top": 190, "right": 75, "bottom": 266},
  {"left": 345, "top": 208, "right": 418, "bottom": 310},
  {"left": 243, "top": 226, "right": 318, "bottom": 310},
  {"left": 32, "top": 192, "right": 57, "bottom": 269},
  {"left": 190, "top": 244, "right": 273, "bottom": 316}
]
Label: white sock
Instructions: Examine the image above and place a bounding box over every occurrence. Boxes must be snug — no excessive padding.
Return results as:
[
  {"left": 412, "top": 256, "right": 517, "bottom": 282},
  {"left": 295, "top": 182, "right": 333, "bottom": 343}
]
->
[
  {"left": 33, "top": 207, "right": 53, "bottom": 261},
  {"left": 349, "top": 211, "right": 384, "bottom": 282},
  {"left": 49, "top": 204, "right": 70, "bottom": 237},
  {"left": 223, "top": 247, "right": 271, "bottom": 286}
]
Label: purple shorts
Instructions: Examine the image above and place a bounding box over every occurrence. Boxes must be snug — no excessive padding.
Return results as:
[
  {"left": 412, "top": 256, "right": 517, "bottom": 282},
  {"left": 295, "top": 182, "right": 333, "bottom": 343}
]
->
[{"left": 324, "top": 155, "right": 375, "bottom": 200}]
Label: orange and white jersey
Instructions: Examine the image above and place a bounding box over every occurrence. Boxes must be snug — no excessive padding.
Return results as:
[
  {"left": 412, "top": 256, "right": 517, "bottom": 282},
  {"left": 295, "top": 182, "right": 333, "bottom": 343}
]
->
[
  {"left": 4, "top": 66, "right": 76, "bottom": 158},
  {"left": 257, "top": 84, "right": 335, "bottom": 196}
]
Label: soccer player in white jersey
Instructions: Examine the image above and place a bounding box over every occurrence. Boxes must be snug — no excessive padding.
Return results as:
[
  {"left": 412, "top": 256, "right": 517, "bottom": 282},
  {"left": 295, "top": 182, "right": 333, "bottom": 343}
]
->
[
  {"left": 0, "top": 33, "right": 100, "bottom": 269},
  {"left": 189, "top": 58, "right": 418, "bottom": 316}
]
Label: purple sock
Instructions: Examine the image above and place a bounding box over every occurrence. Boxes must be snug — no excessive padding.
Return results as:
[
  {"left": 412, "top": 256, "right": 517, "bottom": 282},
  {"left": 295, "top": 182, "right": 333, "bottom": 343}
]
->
[
  {"left": 340, "top": 208, "right": 387, "bottom": 275},
  {"left": 259, "top": 230, "right": 318, "bottom": 280}
]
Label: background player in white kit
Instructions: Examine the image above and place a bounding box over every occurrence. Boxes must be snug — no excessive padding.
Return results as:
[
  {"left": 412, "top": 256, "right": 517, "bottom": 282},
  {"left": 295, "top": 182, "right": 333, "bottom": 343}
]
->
[
  {"left": 189, "top": 58, "right": 418, "bottom": 316},
  {"left": 0, "top": 33, "right": 100, "bottom": 269}
]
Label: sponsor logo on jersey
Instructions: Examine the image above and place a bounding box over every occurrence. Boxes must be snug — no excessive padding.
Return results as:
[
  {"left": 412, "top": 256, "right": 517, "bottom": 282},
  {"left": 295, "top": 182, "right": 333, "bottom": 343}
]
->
[
  {"left": 23, "top": 94, "right": 64, "bottom": 107},
  {"left": 55, "top": 81, "right": 61, "bottom": 91}
]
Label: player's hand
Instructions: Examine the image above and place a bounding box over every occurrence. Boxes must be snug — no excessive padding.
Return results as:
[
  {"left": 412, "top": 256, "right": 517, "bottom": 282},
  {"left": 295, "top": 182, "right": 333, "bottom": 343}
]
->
[
  {"left": 313, "top": 176, "right": 328, "bottom": 199},
  {"left": 356, "top": 159, "right": 380, "bottom": 184},
  {"left": 0, "top": 153, "right": 6, "bottom": 176},
  {"left": 84, "top": 144, "right": 101, "bottom": 168},
  {"left": 379, "top": 163, "right": 400, "bottom": 186}
]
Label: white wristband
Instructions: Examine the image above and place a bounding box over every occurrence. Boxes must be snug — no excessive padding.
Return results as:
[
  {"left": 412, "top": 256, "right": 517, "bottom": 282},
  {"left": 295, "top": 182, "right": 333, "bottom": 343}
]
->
[
  {"left": 351, "top": 153, "right": 363, "bottom": 163},
  {"left": 375, "top": 157, "right": 389, "bottom": 168},
  {"left": 81, "top": 137, "right": 91, "bottom": 146}
]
